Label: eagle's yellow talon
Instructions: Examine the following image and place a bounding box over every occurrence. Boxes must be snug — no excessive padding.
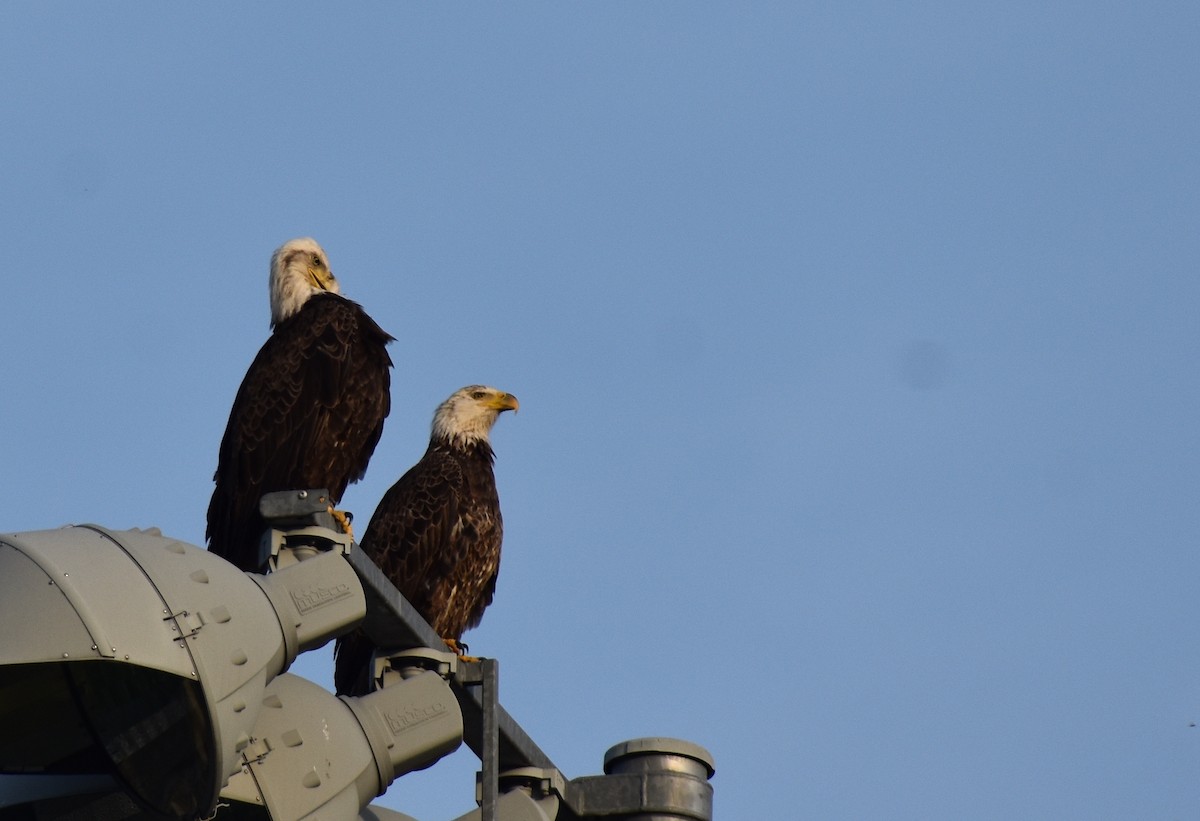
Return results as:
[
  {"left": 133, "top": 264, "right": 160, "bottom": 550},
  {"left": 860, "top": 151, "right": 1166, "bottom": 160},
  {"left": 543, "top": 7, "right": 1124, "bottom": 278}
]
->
[
  {"left": 443, "top": 637, "right": 480, "bottom": 663},
  {"left": 327, "top": 505, "right": 354, "bottom": 540}
]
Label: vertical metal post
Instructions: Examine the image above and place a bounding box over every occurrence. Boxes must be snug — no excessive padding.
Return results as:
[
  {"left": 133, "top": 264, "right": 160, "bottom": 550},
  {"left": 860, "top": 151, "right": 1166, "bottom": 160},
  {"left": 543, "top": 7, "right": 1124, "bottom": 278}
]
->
[{"left": 480, "top": 657, "right": 499, "bottom": 821}]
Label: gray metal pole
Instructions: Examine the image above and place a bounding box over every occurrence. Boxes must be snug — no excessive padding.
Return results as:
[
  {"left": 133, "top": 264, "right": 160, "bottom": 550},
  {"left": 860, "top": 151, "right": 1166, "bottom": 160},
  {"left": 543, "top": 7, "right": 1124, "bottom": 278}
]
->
[{"left": 481, "top": 658, "right": 499, "bottom": 821}]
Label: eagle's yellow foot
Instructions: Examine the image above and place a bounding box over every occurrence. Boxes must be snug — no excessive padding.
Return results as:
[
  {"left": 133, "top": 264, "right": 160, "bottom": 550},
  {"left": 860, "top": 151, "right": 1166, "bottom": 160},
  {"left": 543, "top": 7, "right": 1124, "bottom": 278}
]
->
[
  {"left": 443, "top": 637, "right": 480, "bottom": 663},
  {"left": 326, "top": 505, "right": 354, "bottom": 540}
]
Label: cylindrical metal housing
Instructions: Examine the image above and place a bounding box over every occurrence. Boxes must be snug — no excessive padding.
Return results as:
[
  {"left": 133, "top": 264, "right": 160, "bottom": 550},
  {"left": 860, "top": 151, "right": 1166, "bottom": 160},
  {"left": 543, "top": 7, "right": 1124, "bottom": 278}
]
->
[{"left": 567, "top": 737, "right": 715, "bottom": 821}]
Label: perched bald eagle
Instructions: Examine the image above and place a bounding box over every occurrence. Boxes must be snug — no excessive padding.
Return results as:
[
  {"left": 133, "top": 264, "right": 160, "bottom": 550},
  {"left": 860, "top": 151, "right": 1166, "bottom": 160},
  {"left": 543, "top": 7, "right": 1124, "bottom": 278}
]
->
[
  {"left": 207, "top": 238, "right": 394, "bottom": 572},
  {"left": 334, "top": 385, "right": 519, "bottom": 696}
]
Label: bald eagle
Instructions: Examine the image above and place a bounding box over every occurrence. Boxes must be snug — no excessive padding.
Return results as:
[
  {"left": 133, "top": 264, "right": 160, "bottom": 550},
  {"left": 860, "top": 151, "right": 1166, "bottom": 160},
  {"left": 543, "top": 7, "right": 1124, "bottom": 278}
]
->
[
  {"left": 334, "top": 385, "right": 518, "bottom": 696},
  {"left": 206, "top": 238, "right": 394, "bottom": 572}
]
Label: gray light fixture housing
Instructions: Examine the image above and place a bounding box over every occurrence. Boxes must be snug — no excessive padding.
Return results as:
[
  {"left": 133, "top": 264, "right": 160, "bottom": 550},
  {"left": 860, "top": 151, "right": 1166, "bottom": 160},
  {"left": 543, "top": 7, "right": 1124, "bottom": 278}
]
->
[
  {"left": 218, "top": 671, "right": 462, "bottom": 820},
  {"left": 0, "top": 525, "right": 365, "bottom": 820}
]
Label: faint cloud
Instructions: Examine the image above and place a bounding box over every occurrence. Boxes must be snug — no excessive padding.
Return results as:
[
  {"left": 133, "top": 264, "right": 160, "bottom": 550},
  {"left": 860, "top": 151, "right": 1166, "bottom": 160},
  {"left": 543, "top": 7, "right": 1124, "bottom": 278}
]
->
[{"left": 897, "top": 338, "right": 951, "bottom": 391}]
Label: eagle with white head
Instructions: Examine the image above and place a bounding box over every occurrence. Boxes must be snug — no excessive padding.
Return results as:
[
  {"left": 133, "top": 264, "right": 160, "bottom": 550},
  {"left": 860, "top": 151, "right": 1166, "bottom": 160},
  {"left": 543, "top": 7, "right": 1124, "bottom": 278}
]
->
[
  {"left": 207, "top": 237, "right": 394, "bottom": 571},
  {"left": 334, "top": 385, "right": 518, "bottom": 695}
]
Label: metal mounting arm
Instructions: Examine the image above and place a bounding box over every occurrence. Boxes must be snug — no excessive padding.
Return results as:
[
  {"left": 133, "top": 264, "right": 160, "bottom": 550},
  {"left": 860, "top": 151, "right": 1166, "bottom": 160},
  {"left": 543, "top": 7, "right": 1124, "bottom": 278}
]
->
[{"left": 344, "top": 540, "right": 715, "bottom": 821}]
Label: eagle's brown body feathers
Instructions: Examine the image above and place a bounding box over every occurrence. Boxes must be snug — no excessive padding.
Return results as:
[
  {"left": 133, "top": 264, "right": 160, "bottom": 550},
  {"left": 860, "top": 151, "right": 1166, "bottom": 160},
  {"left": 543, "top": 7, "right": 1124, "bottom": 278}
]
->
[
  {"left": 334, "top": 386, "right": 516, "bottom": 696},
  {"left": 207, "top": 240, "right": 393, "bottom": 571},
  {"left": 365, "top": 438, "right": 502, "bottom": 637}
]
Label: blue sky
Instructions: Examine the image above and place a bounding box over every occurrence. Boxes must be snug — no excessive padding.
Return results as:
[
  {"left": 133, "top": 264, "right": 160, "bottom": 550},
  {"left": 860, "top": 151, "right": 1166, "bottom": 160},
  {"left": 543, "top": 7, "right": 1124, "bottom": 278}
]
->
[{"left": 2, "top": 4, "right": 1198, "bottom": 818}]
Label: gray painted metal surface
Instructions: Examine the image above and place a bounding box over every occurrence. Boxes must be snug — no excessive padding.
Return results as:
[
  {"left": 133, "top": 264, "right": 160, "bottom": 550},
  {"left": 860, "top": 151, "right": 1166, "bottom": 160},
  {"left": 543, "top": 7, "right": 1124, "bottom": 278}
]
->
[
  {"left": 0, "top": 525, "right": 310, "bottom": 817},
  {"left": 344, "top": 527, "right": 716, "bottom": 820},
  {"left": 568, "top": 738, "right": 716, "bottom": 820},
  {"left": 347, "top": 549, "right": 557, "bottom": 773},
  {"left": 0, "top": 506, "right": 715, "bottom": 820},
  {"left": 219, "top": 671, "right": 462, "bottom": 821}
]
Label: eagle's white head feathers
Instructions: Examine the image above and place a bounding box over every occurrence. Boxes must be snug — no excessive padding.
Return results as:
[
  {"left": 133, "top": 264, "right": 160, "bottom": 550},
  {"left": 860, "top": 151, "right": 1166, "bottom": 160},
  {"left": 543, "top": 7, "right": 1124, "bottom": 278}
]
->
[
  {"left": 269, "top": 237, "right": 340, "bottom": 326},
  {"left": 432, "top": 386, "right": 520, "bottom": 447}
]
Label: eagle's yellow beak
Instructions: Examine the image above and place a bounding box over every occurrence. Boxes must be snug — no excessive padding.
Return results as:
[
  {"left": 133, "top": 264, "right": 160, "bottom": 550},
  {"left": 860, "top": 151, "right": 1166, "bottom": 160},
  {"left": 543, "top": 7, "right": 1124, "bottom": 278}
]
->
[
  {"left": 490, "top": 392, "right": 519, "bottom": 413},
  {"left": 308, "top": 264, "right": 337, "bottom": 292}
]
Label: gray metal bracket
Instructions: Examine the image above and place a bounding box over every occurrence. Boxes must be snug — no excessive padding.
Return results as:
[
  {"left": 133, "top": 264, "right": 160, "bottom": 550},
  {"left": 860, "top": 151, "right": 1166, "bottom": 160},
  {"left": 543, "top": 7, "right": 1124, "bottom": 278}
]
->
[
  {"left": 259, "top": 488, "right": 353, "bottom": 570},
  {"left": 346, "top": 545, "right": 715, "bottom": 820},
  {"left": 457, "top": 659, "right": 499, "bottom": 821}
]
